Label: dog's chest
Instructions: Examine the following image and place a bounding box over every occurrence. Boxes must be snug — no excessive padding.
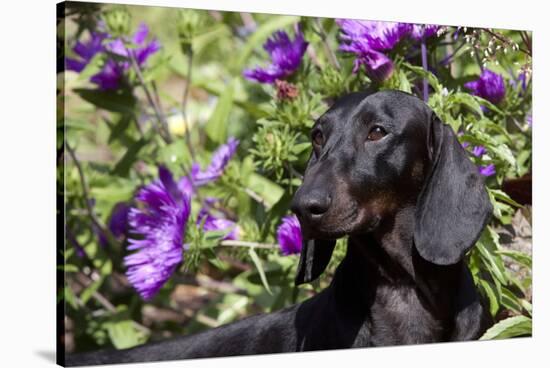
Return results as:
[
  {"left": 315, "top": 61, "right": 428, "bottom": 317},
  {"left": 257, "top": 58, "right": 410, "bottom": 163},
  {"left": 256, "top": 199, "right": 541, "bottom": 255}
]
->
[{"left": 355, "top": 285, "right": 449, "bottom": 346}]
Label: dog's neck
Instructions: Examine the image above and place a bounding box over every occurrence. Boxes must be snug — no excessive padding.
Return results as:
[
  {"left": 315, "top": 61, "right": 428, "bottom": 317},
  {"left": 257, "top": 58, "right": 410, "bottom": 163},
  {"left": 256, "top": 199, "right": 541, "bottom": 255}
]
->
[
  {"left": 349, "top": 205, "right": 417, "bottom": 280},
  {"left": 338, "top": 205, "right": 461, "bottom": 314}
]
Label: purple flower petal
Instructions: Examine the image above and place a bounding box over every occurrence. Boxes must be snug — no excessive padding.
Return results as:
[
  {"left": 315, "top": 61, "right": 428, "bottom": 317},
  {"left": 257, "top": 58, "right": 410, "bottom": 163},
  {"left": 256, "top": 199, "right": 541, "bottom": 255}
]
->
[
  {"left": 472, "top": 146, "right": 486, "bottom": 157},
  {"left": 194, "top": 137, "right": 239, "bottom": 185},
  {"left": 68, "top": 23, "right": 160, "bottom": 91},
  {"left": 74, "top": 33, "right": 106, "bottom": 60},
  {"left": 244, "top": 27, "right": 308, "bottom": 84},
  {"left": 109, "top": 202, "right": 130, "bottom": 237},
  {"left": 410, "top": 24, "right": 440, "bottom": 41},
  {"left": 135, "top": 38, "right": 161, "bottom": 66},
  {"left": 464, "top": 69, "right": 506, "bottom": 105},
  {"left": 276, "top": 215, "right": 302, "bottom": 255},
  {"left": 65, "top": 32, "right": 107, "bottom": 72},
  {"left": 337, "top": 20, "right": 411, "bottom": 52},
  {"left": 133, "top": 23, "right": 149, "bottom": 45},
  {"left": 479, "top": 164, "right": 496, "bottom": 177},
  {"left": 105, "top": 38, "right": 128, "bottom": 57},
  {"left": 197, "top": 206, "right": 239, "bottom": 241},
  {"left": 125, "top": 166, "right": 191, "bottom": 300},
  {"left": 336, "top": 19, "right": 409, "bottom": 82},
  {"left": 65, "top": 58, "right": 87, "bottom": 73},
  {"left": 358, "top": 49, "right": 395, "bottom": 83},
  {"left": 90, "top": 59, "right": 125, "bottom": 90}
]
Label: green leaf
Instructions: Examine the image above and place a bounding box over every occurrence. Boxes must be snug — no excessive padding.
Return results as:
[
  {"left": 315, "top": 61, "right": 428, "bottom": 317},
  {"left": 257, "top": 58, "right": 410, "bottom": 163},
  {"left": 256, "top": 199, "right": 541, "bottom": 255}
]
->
[
  {"left": 65, "top": 285, "right": 79, "bottom": 310},
  {"left": 401, "top": 63, "right": 442, "bottom": 93},
  {"left": 193, "top": 24, "right": 232, "bottom": 56},
  {"left": 105, "top": 320, "right": 146, "bottom": 350},
  {"left": 248, "top": 247, "right": 272, "bottom": 295},
  {"left": 65, "top": 118, "right": 97, "bottom": 132},
  {"left": 142, "top": 54, "right": 171, "bottom": 84},
  {"left": 398, "top": 70, "right": 412, "bottom": 93},
  {"left": 217, "top": 294, "right": 249, "bottom": 325},
  {"left": 492, "top": 143, "right": 517, "bottom": 168},
  {"left": 476, "top": 235, "right": 507, "bottom": 286},
  {"left": 490, "top": 189, "right": 523, "bottom": 208},
  {"left": 202, "top": 229, "right": 233, "bottom": 246},
  {"left": 93, "top": 258, "right": 113, "bottom": 277},
  {"left": 112, "top": 138, "right": 148, "bottom": 177},
  {"left": 448, "top": 92, "right": 484, "bottom": 116},
  {"left": 234, "top": 16, "right": 300, "bottom": 72},
  {"left": 77, "top": 53, "right": 104, "bottom": 81},
  {"left": 496, "top": 249, "right": 532, "bottom": 269},
  {"left": 501, "top": 287, "right": 525, "bottom": 314},
  {"left": 59, "top": 264, "right": 79, "bottom": 273},
  {"left": 291, "top": 142, "right": 311, "bottom": 155},
  {"left": 521, "top": 300, "right": 533, "bottom": 316},
  {"left": 80, "top": 277, "right": 103, "bottom": 305},
  {"left": 107, "top": 114, "right": 133, "bottom": 144},
  {"left": 247, "top": 173, "right": 284, "bottom": 209},
  {"left": 90, "top": 178, "right": 135, "bottom": 205},
  {"left": 205, "top": 79, "right": 235, "bottom": 144},
  {"left": 480, "top": 315, "right": 532, "bottom": 340},
  {"left": 472, "top": 95, "right": 504, "bottom": 115},
  {"left": 73, "top": 88, "right": 136, "bottom": 114},
  {"left": 478, "top": 279, "right": 499, "bottom": 316}
]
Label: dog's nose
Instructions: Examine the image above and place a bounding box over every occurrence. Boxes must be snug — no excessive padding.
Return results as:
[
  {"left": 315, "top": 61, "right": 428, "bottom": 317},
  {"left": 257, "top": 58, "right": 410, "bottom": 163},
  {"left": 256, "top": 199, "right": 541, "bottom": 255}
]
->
[{"left": 291, "top": 191, "right": 331, "bottom": 221}]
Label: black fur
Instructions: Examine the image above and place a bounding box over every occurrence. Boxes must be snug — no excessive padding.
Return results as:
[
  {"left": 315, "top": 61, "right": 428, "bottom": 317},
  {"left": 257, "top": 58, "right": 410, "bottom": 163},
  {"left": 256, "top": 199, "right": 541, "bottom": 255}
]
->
[{"left": 66, "top": 90, "right": 493, "bottom": 366}]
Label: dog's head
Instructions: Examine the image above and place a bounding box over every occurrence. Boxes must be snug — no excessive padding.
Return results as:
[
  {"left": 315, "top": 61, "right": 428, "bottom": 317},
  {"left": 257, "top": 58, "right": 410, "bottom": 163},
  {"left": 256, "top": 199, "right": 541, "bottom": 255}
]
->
[{"left": 291, "top": 90, "right": 493, "bottom": 284}]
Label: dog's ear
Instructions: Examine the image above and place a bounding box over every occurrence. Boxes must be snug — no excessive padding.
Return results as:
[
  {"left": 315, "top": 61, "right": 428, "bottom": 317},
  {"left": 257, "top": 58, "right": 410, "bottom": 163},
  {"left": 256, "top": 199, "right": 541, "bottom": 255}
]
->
[
  {"left": 295, "top": 238, "right": 336, "bottom": 285},
  {"left": 414, "top": 114, "right": 493, "bottom": 265}
]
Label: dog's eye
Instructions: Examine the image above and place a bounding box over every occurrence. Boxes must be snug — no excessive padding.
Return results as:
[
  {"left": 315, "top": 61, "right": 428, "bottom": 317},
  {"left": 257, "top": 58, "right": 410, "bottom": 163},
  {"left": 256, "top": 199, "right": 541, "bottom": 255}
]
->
[
  {"left": 367, "top": 126, "right": 387, "bottom": 141},
  {"left": 312, "top": 130, "right": 324, "bottom": 146}
]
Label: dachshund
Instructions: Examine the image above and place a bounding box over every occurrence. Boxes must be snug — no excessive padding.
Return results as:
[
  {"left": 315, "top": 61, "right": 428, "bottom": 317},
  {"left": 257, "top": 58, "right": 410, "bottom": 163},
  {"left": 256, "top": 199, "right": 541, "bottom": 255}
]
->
[{"left": 65, "top": 90, "right": 493, "bottom": 366}]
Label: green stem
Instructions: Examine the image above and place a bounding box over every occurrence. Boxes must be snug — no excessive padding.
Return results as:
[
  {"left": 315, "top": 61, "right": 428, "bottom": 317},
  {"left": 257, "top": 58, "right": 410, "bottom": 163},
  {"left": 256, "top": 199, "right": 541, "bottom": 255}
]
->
[
  {"left": 65, "top": 143, "right": 117, "bottom": 248},
  {"left": 125, "top": 44, "right": 172, "bottom": 143},
  {"left": 314, "top": 18, "right": 341, "bottom": 70},
  {"left": 220, "top": 240, "right": 277, "bottom": 249},
  {"left": 181, "top": 48, "right": 197, "bottom": 161}
]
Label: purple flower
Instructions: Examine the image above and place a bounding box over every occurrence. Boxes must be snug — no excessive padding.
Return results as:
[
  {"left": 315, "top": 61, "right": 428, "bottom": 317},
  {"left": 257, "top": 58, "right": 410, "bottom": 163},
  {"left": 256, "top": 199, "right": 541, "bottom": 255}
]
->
[
  {"left": 196, "top": 137, "right": 239, "bottom": 184},
  {"left": 124, "top": 166, "right": 191, "bottom": 300},
  {"left": 66, "top": 23, "right": 160, "bottom": 90},
  {"left": 276, "top": 215, "right": 303, "bottom": 255},
  {"left": 464, "top": 69, "right": 506, "bottom": 105},
  {"left": 98, "top": 202, "right": 131, "bottom": 247},
  {"left": 410, "top": 24, "right": 441, "bottom": 41},
  {"left": 527, "top": 114, "right": 532, "bottom": 127},
  {"left": 353, "top": 49, "right": 395, "bottom": 83},
  {"left": 337, "top": 19, "right": 410, "bottom": 82},
  {"left": 89, "top": 59, "right": 125, "bottom": 91},
  {"left": 243, "top": 27, "right": 308, "bottom": 84},
  {"left": 65, "top": 32, "right": 108, "bottom": 72},
  {"left": 197, "top": 204, "right": 239, "bottom": 241},
  {"left": 479, "top": 164, "right": 496, "bottom": 177},
  {"left": 109, "top": 202, "right": 131, "bottom": 238},
  {"left": 472, "top": 146, "right": 486, "bottom": 157},
  {"left": 179, "top": 137, "right": 240, "bottom": 192},
  {"left": 105, "top": 23, "right": 161, "bottom": 67},
  {"left": 337, "top": 20, "right": 411, "bottom": 52}
]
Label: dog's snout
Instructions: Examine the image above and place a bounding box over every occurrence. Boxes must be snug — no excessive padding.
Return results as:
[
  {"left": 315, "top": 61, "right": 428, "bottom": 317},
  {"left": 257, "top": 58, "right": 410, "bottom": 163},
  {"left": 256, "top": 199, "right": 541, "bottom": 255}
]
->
[{"left": 292, "top": 190, "right": 331, "bottom": 222}]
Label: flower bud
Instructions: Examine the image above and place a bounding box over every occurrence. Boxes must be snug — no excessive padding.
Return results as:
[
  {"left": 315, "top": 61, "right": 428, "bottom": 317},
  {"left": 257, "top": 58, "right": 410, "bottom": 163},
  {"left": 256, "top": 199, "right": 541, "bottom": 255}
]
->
[
  {"left": 177, "top": 10, "right": 205, "bottom": 54},
  {"left": 102, "top": 6, "right": 131, "bottom": 38}
]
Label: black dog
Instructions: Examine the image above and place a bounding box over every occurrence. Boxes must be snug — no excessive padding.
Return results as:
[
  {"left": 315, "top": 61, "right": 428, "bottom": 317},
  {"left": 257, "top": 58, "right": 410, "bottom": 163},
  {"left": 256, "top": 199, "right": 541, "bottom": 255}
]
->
[{"left": 65, "top": 90, "right": 492, "bottom": 366}]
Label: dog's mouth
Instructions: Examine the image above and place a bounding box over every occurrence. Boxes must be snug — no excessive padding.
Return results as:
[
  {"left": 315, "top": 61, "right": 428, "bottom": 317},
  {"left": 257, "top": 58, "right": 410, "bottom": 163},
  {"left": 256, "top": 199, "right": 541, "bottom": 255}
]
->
[{"left": 300, "top": 203, "right": 380, "bottom": 240}]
